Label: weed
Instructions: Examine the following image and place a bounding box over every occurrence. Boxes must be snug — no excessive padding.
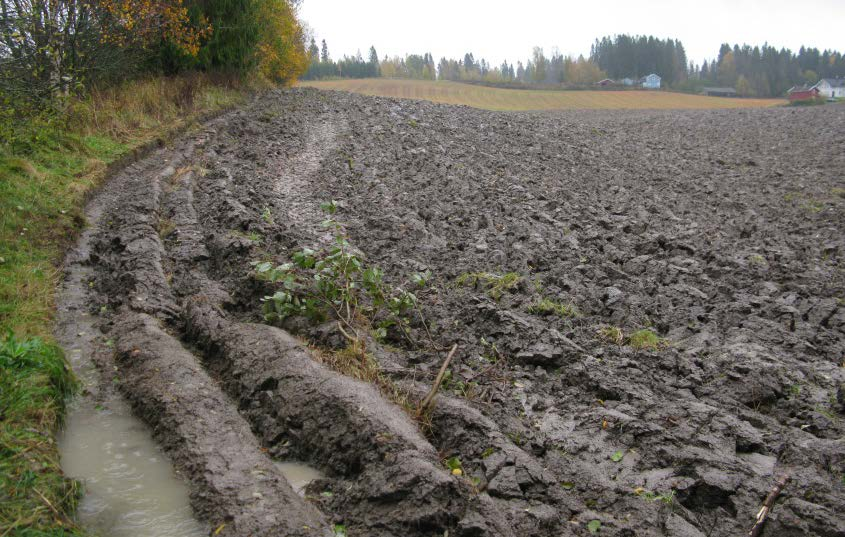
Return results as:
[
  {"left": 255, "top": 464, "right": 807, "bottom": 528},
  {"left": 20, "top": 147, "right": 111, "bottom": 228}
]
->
[
  {"left": 455, "top": 271, "right": 521, "bottom": 300},
  {"left": 627, "top": 329, "right": 667, "bottom": 350},
  {"left": 528, "top": 298, "right": 579, "bottom": 319},
  {"left": 481, "top": 447, "right": 495, "bottom": 458},
  {"left": 444, "top": 456, "right": 463, "bottom": 476},
  {"left": 597, "top": 326, "right": 667, "bottom": 350},
  {"left": 261, "top": 206, "right": 274, "bottom": 224},
  {"left": 747, "top": 254, "right": 767, "bottom": 266},
  {"left": 157, "top": 218, "right": 176, "bottom": 239},
  {"left": 640, "top": 489, "right": 676, "bottom": 505},
  {"left": 597, "top": 326, "right": 624, "bottom": 345},
  {"left": 440, "top": 369, "right": 480, "bottom": 399},
  {"left": 315, "top": 339, "right": 412, "bottom": 415},
  {"left": 254, "top": 202, "right": 427, "bottom": 346}
]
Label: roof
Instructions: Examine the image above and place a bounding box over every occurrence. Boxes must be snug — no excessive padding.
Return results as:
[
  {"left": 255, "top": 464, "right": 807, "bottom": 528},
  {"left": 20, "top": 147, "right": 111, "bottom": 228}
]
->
[
  {"left": 815, "top": 78, "right": 845, "bottom": 87},
  {"left": 788, "top": 85, "right": 817, "bottom": 92}
]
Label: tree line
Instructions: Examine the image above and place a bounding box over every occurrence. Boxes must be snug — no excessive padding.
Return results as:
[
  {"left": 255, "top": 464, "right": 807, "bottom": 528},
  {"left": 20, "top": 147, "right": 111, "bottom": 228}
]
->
[
  {"left": 691, "top": 44, "right": 845, "bottom": 97},
  {"left": 0, "top": 0, "right": 308, "bottom": 115},
  {"left": 590, "top": 35, "right": 687, "bottom": 86},
  {"left": 304, "top": 41, "right": 608, "bottom": 86},
  {"left": 304, "top": 35, "right": 845, "bottom": 97}
]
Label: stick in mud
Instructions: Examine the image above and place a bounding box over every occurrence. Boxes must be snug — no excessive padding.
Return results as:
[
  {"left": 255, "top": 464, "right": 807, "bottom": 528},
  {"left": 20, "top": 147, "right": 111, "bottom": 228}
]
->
[
  {"left": 418, "top": 343, "right": 458, "bottom": 416},
  {"left": 747, "top": 474, "right": 789, "bottom": 537}
]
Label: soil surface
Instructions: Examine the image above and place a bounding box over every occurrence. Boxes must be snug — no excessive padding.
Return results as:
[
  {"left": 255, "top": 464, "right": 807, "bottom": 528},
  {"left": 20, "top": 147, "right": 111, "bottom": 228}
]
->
[{"left": 66, "top": 88, "right": 845, "bottom": 536}]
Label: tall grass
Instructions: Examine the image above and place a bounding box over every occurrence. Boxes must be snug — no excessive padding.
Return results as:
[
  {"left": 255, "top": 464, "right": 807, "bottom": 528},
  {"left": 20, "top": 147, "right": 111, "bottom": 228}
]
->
[
  {"left": 1, "top": 72, "right": 250, "bottom": 336},
  {"left": 0, "top": 333, "right": 82, "bottom": 535}
]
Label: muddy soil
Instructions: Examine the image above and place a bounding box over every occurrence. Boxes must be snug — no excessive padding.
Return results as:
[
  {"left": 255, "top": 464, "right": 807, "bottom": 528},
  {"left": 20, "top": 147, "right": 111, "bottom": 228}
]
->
[{"left": 69, "top": 88, "right": 844, "bottom": 536}]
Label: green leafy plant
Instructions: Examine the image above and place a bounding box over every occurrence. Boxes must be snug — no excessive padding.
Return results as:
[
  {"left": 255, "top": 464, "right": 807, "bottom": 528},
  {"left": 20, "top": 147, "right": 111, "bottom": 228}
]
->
[
  {"left": 254, "top": 202, "right": 431, "bottom": 345},
  {"left": 261, "top": 206, "right": 274, "bottom": 224},
  {"left": 587, "top": 519, "right": 601, "bottom": 533},
  {"left": 610, "top": 450, "right": 625, "bottom": 462}
]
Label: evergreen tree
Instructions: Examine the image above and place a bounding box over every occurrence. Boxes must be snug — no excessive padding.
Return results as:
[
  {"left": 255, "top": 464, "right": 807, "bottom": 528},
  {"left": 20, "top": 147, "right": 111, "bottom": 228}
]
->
[
  {"left": 368, "top": 46, "right": 380, "bottom": 77},
  {"left": 308, "top": 38, "right": 319, "bottom": 62},
  {"left": 320, "top": 39, "right": 330, "bottom": 62}
]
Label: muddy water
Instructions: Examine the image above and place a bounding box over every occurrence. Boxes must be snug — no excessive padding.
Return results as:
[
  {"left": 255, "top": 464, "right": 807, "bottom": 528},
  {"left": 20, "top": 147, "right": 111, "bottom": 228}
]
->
[
  {"left": 58, "top": 395, "right": 206, "bottom": 537},
  {"left": 274, "top": 462, "right": 324, "bottom": 495}
]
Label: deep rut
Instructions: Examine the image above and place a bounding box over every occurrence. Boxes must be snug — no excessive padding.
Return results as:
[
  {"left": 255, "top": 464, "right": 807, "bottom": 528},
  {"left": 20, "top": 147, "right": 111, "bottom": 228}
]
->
[{"left": 68, "top": 90, "right": 536, "bottom": 537}]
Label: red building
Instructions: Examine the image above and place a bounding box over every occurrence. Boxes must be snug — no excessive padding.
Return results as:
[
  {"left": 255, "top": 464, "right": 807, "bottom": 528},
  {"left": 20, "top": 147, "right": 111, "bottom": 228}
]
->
[{"left": 788, "top": 86, "right": 820, "bottom": 101}]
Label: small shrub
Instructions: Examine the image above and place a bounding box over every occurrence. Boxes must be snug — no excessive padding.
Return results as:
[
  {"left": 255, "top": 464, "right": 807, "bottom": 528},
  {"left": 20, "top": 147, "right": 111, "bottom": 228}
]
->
[{"left": 254, "top": 201, "right": 429, "bottom": 345}]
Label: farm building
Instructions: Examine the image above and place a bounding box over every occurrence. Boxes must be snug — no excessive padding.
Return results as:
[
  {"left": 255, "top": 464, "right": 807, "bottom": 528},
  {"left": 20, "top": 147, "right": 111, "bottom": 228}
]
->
[
  {"left": 787, "top": 86, "right": 821, "bottom": 101},
  {"left": 621, "top": 77, "right": 634, "bottom": 86},
  {"left": 812, "top": 78, "right": 845, "bottom": 99},
  {"left": 702, "top": 87, "right": 737, "bottom": 97},
  {"left": 597, "top": 78, "right": 615, "bottom": 86},
  {"left": 641, "top": 74, "right": 661, "bottom": 89}
]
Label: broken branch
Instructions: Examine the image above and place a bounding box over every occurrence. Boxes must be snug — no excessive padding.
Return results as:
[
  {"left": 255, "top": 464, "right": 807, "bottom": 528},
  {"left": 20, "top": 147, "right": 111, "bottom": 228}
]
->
[
  {"left": 748, "top": 474, "right": 789, "bottom": 537},
  {"left": 417, "top": 343, "right": 458, "bottom": 416}
]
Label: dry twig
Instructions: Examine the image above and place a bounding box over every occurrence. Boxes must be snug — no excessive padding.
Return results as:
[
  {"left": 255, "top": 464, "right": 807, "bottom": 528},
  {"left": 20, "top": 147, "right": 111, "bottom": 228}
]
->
[
  {"left": 417, "top": 343, "right": 458, "bottom": 416},
  {"left": 748, "top": 474, "right": 789, "bottom": 537}
]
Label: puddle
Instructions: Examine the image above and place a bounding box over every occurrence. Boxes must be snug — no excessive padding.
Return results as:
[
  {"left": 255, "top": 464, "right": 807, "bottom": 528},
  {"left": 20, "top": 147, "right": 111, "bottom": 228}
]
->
[
  {"left": 274, "top": 461, "right": 324, "bottom": 495},
  {"left": 58, "top": 394, "right": 207, "bottom": 537}
]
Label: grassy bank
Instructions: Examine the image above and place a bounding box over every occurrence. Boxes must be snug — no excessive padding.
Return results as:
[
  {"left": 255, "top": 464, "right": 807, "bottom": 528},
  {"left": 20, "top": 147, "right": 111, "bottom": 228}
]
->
[{"left": 0, "top": 72, "right": 252, "bottom": 535}]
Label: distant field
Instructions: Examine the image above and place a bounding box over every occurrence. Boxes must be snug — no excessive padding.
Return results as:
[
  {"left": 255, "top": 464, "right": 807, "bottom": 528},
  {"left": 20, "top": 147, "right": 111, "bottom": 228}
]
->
[{"left": 299, "top": 78, "right": 785, "bottom": 111}]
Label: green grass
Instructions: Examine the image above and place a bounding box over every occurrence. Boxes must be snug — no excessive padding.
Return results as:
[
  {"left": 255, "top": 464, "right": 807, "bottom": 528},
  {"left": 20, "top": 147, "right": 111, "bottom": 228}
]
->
[
  {"left": 0, "top": 333, "right": 82, "bottom": 535},
  {"left": 627, "top": 329, "right": 667, "bottom": 350},
  {"left": 597, "top": 326, "right": 668, "bottom": 350},
  {"left": 527, "top": 298, "right": 579, "bottom": 319},
  {"left": 0, "top": 72, "right": 251, "bottom": 535},
  {"left": 455, "top": 271, "right": 522, "bottom": 300}
]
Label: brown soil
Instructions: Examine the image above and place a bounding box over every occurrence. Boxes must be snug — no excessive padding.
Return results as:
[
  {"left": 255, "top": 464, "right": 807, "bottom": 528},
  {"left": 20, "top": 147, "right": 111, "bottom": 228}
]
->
[{"left": 61, "top": 88, "right": 845, "bottom": 536}]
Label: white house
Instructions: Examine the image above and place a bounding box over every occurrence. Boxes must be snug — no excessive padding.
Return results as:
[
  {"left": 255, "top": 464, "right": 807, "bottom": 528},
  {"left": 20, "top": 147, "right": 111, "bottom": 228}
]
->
[
  {"left": 621, "top": 77, "right": 634, "bottom": 86},
  {"left": 812, "top": 78, "right": 845, "bottom": 99},
  {"left": 641, "top": 73, "right": 661, "bottom": 89}
]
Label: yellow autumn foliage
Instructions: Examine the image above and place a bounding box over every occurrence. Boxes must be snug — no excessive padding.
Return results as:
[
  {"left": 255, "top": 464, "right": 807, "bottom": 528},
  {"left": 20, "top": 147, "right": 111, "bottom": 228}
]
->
[{"left": 255, "top": 0, "right": 308, "bottom": 84}]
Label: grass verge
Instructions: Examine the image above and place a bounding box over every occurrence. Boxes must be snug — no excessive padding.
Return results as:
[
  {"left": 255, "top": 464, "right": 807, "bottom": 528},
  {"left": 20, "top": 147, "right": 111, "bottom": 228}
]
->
[
  {"left": 0, "top": 72, "right": 254, "bottom": 535},
  {"left": 0, "top": 333, "right": 80, "bottom": 535}
]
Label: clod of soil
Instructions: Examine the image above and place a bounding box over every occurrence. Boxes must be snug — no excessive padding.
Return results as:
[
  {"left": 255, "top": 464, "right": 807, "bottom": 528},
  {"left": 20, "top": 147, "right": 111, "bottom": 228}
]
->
[{"left": 68, "top": 87, "right": 844, "bottom": 537}]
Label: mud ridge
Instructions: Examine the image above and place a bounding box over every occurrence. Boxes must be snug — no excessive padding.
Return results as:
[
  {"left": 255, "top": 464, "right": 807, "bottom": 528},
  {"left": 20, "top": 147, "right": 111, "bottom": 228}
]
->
[{"left": 113, "top": 312, "right": 330, "bottom": 536}]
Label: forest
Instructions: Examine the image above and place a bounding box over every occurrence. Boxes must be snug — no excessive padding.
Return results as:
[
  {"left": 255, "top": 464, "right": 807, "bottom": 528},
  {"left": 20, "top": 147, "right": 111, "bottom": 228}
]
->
[
  {"left": 0, "top": 0, "right": 307, "bottom": 123},
  {"left": 303, "top": 34, "right": 845, "bottom": 97}
]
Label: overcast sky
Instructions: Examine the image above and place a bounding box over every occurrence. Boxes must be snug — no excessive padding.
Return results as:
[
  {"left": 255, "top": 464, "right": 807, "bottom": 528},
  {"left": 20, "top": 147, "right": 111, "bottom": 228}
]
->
[{"left": 299, "top": 0, "right": 844, "bottom": 67}]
